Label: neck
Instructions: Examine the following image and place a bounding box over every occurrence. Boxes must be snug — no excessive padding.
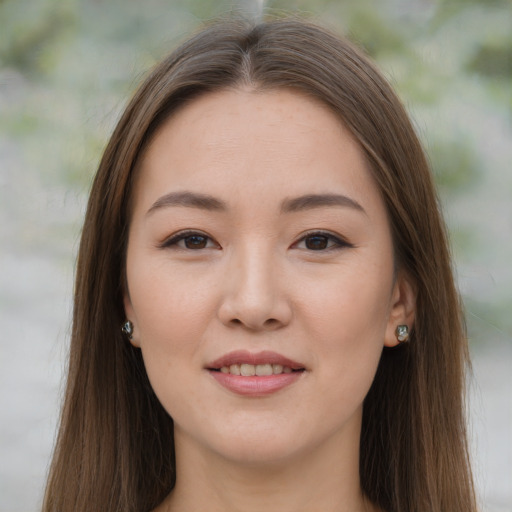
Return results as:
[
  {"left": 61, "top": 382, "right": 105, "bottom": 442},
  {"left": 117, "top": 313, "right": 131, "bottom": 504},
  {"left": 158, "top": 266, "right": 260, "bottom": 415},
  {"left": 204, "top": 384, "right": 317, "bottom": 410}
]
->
[{"left": 158, "top": 420, "right": 378, "bottom": 512}]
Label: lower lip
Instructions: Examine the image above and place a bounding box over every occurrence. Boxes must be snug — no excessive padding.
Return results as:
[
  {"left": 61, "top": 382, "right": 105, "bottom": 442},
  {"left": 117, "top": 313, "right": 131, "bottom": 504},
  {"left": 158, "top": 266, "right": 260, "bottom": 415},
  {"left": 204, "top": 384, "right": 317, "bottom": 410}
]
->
[{"left": 208, "top": 371, "right": 303, "bottom": 396}]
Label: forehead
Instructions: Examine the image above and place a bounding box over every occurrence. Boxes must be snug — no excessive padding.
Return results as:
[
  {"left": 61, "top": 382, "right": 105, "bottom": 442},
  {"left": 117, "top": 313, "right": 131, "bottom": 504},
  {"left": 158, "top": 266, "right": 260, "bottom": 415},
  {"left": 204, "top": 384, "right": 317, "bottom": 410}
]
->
[{"left": 133, "top": 88, "right": 384, "bottom": 218}]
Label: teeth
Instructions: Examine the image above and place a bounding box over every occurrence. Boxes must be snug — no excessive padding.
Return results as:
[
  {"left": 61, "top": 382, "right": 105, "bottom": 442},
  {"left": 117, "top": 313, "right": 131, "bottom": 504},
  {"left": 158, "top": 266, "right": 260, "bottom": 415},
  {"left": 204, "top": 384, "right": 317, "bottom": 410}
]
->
[
  {"left": 272, "top": 364, "right": 283, "bottom": 374},
  {"left": 256, "top": 364, "right": 273, "bottom": 376},
  {"left": 240, "top": 364, "right": 256, "bottom": 376},
  {"left": 218, "top": 363, "right": 298, "bottom": 376}
]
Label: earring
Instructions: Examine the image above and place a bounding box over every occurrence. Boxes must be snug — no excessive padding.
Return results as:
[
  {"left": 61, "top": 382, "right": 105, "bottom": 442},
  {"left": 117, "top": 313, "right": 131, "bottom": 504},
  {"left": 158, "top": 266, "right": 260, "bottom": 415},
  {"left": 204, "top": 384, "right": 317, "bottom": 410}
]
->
[
  {"left": 121, "top": 320, "right": 134, "bottom": 340},
  {"left": 396, "top": 324, "right": 409, "bottom": 343}
]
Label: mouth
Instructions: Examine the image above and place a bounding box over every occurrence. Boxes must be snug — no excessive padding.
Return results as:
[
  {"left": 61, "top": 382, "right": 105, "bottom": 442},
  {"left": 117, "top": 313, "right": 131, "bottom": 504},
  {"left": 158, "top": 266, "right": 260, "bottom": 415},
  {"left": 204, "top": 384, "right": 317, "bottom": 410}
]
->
[
  {"left": 206, "top": 349, "right": 306, "bottom": 374},
  {"left": 206, "top": 350, "right": 306, "bottom": 396},
  {"left": 213, "top": 363, "right": 302, "bottom": 376}
]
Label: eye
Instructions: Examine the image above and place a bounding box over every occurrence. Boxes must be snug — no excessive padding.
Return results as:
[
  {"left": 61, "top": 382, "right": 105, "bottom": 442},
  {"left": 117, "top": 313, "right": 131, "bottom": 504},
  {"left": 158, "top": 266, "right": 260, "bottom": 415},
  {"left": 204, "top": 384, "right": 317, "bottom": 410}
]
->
[
  {"left": 161, "top": 230, "right": 219, "bottom": 250},
  {"left": 294, "top": 231, "right": 352, "bottom": 251}
]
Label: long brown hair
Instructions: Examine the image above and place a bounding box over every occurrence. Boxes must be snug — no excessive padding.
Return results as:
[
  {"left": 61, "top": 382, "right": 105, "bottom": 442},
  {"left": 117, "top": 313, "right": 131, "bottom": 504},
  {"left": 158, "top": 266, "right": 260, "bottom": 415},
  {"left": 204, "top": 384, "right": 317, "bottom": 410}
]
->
[{"left": 43, "top": 18, "right": 476, "bottom": 512}]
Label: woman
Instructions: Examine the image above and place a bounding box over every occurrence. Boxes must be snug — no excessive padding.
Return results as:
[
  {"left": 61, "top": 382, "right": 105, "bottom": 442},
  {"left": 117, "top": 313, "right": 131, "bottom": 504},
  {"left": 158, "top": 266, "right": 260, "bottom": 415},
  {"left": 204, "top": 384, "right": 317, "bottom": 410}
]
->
[{"left": 43, "top": 18, "right": 477, "bottom": 512}]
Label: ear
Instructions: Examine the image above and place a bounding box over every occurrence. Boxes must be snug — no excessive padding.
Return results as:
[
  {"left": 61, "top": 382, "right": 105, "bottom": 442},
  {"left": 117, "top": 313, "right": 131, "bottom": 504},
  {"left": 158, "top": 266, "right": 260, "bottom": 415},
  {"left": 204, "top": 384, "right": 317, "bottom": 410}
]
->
[
  {"left": 123, "top": 291, "right": 141, "bottom": 348},
  {"left": 384, "top": 270, "right": 417, "bottom": 347}
]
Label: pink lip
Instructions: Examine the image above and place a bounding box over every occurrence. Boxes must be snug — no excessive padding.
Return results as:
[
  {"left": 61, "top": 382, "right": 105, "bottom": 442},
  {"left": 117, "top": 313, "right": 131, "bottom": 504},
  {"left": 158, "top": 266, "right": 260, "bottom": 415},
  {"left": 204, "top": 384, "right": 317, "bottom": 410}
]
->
[
  {"left": 207, "top": 350, "right": 305, "bottom": 370},
  {"left": 206, "top": 350, "right": 306, "bottom": 397},
  {"left": 209, "top": 372, "right": 303, "bottom": 396}
]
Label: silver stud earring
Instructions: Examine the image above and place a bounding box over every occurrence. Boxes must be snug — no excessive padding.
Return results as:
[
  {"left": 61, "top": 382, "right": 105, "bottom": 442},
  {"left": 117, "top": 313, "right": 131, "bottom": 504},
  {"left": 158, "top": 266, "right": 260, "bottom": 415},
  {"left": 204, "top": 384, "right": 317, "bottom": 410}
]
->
[
  {"left": 121, "top": 320, "right": 134, "bottom": 340},
  {"left": 396, "top": 324, "right": 409, "bottom": 343}
]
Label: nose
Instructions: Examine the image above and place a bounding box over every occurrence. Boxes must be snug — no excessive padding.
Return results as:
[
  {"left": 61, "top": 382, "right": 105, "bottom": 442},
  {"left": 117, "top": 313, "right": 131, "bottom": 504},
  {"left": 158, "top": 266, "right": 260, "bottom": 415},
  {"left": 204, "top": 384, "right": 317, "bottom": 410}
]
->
[{"left": 217, "top": 244, "right": 292, "bottom": 331}]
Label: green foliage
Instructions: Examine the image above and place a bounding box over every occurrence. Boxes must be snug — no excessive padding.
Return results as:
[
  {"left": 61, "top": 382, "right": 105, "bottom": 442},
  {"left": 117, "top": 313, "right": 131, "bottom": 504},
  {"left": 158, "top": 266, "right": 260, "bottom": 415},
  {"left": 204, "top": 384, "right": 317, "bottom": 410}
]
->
[
  {"left": 430, "top": 138, "right": 481, "bottom": 191},
  {"left": 469, "top": 44, "right": 512, "bottom": 78},
  {"left": 0, "top": 0, "right": 76, "bottom": 75}
]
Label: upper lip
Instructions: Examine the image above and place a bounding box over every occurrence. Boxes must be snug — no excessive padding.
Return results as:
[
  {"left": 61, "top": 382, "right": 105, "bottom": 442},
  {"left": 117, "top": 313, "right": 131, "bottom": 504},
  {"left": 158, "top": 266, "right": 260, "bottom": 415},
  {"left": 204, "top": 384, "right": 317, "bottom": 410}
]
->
[{"left": 206, "top": 350, "right": 305, "bottom": 371}]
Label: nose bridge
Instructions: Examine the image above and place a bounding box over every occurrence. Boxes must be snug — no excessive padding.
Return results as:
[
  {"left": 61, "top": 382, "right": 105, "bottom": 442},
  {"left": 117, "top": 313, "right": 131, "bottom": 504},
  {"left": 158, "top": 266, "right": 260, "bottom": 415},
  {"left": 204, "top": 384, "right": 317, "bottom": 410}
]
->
[
  {"left": 238, "top": 241, "right": 274, "bottom": 303},
  {"left": 219, "top": 237, "right": 290, "bottom": 330}
]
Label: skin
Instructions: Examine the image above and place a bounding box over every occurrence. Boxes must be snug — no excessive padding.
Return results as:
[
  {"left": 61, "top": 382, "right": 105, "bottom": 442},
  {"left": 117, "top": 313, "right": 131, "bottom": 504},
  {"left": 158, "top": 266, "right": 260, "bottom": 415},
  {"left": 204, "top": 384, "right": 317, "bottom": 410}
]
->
[{"left": 124, "top": 88, "right": 415, "bottom": 512}]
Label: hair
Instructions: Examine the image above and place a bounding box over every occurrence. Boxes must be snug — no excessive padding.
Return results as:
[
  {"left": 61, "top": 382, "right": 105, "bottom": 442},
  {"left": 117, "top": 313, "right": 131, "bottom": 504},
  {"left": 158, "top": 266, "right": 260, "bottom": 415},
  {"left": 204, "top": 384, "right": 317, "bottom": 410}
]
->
[{"left": 43, "top": 17, "right": 477, "bottom": 512}]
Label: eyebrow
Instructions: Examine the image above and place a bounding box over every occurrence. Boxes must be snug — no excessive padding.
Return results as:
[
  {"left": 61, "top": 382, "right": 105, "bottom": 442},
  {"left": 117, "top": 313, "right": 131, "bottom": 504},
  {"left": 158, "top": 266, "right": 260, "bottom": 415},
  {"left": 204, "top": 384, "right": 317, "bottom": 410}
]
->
[
  {"left": 147, "top": 191, "right": 227, "bottom": 215},
  {"left": 281, "top": 193, "right": 366, "bottom": 215},
  {"left": 146, "top": 191, "right": 366, "bottom": 216}
]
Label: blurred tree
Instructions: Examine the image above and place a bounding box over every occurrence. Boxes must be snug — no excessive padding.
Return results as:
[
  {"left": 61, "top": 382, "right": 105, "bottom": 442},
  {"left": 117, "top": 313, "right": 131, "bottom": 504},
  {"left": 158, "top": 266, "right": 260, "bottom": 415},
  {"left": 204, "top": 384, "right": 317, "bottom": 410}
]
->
[{"left": 0, "top": 0, "right": 76, "bottom": 75}]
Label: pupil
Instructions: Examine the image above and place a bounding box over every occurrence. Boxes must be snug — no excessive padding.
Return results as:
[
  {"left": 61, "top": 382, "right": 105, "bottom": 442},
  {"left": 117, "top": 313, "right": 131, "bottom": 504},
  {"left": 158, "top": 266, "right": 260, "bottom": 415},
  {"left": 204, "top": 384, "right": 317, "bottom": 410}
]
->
[
  {"left": 306, "top": 235, "right": 328, "bottom": 250},
  {"left": 185, "top": 235, "right": 207, "bottom": 249}
]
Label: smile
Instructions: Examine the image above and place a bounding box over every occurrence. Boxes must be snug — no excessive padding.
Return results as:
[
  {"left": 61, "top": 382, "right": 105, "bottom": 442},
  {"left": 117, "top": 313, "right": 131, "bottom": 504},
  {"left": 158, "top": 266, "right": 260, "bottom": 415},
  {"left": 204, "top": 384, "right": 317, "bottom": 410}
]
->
[
  {"left": 218, "top": 363, "right": 297, "bottom": 376},
  {"left": 206, "top": 350, "right": 306, "bottom": 396}
]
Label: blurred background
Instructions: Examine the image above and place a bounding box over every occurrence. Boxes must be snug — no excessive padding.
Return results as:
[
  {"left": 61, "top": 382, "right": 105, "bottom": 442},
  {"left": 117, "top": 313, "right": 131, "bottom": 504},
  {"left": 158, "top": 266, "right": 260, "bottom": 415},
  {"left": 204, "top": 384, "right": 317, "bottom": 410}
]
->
[{"left": 0, "top": 0, "right": 511, "bottom": 510}]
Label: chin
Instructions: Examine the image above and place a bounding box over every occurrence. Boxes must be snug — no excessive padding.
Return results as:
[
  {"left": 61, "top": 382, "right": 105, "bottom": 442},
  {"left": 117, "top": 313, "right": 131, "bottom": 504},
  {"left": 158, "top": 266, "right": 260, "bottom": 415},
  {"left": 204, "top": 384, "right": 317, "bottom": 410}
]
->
[
  {"left": 213, "top": 435, "right": 307, "bottom": 467},
  {"left": 198, "top": 414, "right": 343, "bottom": 467},
  {"left": 178, "top": 414, "right": 313, "bottom": 466}
]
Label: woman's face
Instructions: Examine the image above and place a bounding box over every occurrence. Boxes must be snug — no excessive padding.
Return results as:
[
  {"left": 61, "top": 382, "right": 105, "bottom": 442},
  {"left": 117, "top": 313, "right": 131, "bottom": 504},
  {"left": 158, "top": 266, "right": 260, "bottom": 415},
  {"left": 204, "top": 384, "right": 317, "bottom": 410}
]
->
[{"left": 124, "top": 89, "right": 414, "bottom": 465}]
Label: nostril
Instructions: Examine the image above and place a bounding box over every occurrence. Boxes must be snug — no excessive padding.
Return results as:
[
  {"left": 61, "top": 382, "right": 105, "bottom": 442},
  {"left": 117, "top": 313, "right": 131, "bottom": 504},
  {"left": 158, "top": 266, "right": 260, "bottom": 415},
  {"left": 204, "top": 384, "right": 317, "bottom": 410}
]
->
[{"left": 227, "top": 317, "right": 282, "bottom": 330}]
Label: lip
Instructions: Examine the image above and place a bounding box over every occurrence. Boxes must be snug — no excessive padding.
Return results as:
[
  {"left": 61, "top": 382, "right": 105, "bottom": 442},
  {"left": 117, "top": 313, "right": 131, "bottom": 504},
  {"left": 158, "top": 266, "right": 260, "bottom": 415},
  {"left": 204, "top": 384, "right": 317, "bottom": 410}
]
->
[
  {"left": 207, "top": 350, "right": 305, "bottom": 370},
  {"left": 206, "top": 350, "right": 306, "bottom": 397}
]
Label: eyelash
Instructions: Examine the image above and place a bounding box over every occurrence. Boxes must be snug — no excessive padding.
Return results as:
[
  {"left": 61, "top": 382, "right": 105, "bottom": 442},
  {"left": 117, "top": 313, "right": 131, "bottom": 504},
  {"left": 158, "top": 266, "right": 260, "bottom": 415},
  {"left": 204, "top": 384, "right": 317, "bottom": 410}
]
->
[
  {"left": 160, "top": 229, "right": 352, "bottom": 252},
  {"left": 293, "top": 230, "right": 353, "bottom": 251},
  {"left": 160, "top": 230, "right": 219, "bottom": 250}
]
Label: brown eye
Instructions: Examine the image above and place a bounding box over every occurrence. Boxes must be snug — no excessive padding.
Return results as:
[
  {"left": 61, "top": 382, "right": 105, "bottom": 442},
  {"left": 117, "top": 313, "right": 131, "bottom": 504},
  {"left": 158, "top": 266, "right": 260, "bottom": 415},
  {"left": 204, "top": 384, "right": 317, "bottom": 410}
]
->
[
  {"left": 294, "top": 231, "right": 352, "bottom": 252},
  {"left": 161, "top": 231, "right": 218, "bottom": 250},
  {"left": 304, "top": 235, "right": 330, "bottom": 250},
  {"left": 184, "top": 235, "right": 208, "bottom": 249}
]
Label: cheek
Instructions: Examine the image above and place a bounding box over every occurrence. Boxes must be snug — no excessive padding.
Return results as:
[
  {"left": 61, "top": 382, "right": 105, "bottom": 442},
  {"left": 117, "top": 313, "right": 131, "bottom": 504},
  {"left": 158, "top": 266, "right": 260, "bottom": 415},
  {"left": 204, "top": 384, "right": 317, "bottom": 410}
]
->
[
  {"left": 127, "top": 265, "right": 213, "bottom": 415},
  {"left": 297, "top": 260, "right": 393, "bottom": 341},
  {"left": 126, "top": 257, "right": 219, "bottom": 364},
  {"left": 295, "top": 261, "right": 392, "bottom": 392}
]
